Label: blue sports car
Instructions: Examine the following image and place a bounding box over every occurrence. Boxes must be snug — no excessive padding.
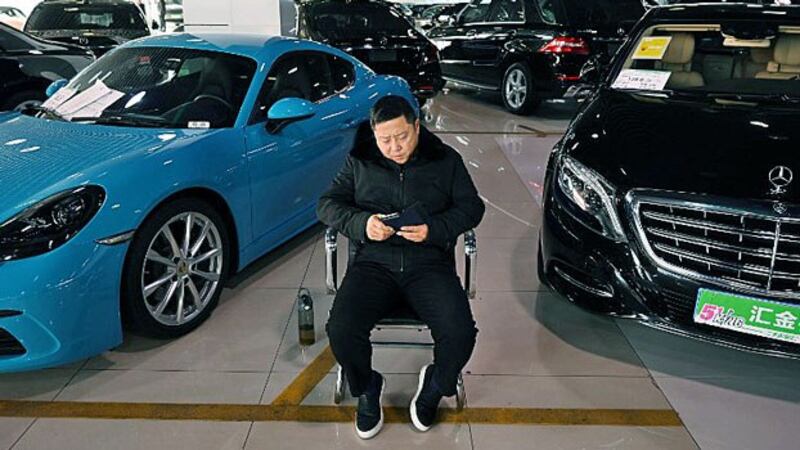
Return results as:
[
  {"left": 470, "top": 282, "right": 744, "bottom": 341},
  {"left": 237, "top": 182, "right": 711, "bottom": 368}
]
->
[{"left": 0, "top": 33, "right": 416, "bottom": 372}]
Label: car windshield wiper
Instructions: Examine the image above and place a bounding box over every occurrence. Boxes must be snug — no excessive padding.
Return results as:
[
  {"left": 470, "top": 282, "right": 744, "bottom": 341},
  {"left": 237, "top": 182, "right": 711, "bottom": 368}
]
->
[
  {"left": 22, "top": 105, "right": 68, "bottom": 121},
  {"left": 705, "top": 92, "right": 800, "bottom": 105},
  {"left": 70, "top": 113, "right": 169, "bottom": 128},
  {"left": 613, "top": 88, "right": 698, "bottom": 98}
]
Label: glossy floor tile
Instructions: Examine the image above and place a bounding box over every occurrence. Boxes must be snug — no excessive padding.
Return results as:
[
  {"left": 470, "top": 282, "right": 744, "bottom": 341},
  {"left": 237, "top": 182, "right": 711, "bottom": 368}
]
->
[
  {"left": 470, "top": 425, "right": 699, "bottom": 450},
  {"left": 462, "top": 375, "right": 671, "bottom": 409},
  {"left": 466, "top": 291, "right": 647, "bottom": 377},
  {"left": 0, "top": 418, "right": 33, "bottom": 450},
  {"left": 245, "top": 421, "right": 472, "bottom": 450},
  {"left": 55, "top": 369, "right": 268, "bottom": 404},
  {"left": 0, "top": 369, "right": 78, "bottom": 401},
  {"left": 85, "top": 287, "right": 297, "bottom": 372},
  {"left": 652, "top": 377, "right": 800, "bottom": 450},
  {"left": 12, "top": 419, "right": 250, "bottom": 450}
]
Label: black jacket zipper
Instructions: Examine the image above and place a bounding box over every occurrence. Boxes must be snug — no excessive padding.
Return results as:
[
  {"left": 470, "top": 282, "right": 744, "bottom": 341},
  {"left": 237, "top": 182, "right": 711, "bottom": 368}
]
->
[{"left": 399, "top": 167, "right": 405, "bottom": 273}]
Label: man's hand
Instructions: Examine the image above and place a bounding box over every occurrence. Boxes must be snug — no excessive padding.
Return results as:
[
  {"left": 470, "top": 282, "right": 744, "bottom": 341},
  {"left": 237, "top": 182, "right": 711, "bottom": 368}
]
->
[
  {"left": 397, "top": 224, "right": 428, "bottom": 243},
  {"left": 366, "top": 214, "right": 395, "bottom": 241}
]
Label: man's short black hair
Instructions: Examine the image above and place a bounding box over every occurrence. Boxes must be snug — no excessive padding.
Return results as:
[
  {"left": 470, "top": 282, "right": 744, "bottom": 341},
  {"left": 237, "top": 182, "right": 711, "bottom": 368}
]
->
[{"left": 370, "top": 95, "right": 417, "bottom": 129}]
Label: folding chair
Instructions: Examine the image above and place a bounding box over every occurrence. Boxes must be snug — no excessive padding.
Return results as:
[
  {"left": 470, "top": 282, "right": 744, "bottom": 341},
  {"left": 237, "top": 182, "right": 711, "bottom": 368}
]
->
[{"left": 324, "top": 227, "right": 477, "bottom": 410}]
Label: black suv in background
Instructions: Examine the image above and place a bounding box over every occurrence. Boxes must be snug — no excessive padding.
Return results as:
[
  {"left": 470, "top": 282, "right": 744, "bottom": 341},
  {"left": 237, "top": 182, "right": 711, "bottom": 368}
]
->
[
  {"left": 427, "top": 0, "right": 646, "bottom": 114},
  {"left": 296, "top": 0, "right": 444, "bottom": 103},
  {"left": 0, "top": 22, "right": 94, "bottom": 111},
  {"left": 24, "top": 0, "right": 151, "bottom": 57}
]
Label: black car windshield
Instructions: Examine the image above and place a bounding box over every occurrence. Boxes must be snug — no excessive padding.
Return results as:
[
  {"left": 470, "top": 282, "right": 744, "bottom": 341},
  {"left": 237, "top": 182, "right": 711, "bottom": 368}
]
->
[
  {"left": 310, "top": 2, "right": 415, "bottom": 40},
  {"left": 29, "top": 46, "right": 256, "bottom": 128},
  {"left": 26, "top": 3, "right": 147, "bottom": 31},
  {"left": 611, "top": 24, "right": 800, "bottom": 100}
]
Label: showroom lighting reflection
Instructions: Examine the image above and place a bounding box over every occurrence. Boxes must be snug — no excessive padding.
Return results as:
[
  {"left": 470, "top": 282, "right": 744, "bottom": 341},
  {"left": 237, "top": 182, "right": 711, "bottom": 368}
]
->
[
  {"left": 750, "top": 121, "right": 769, "bottom": 128},
  {"left": 125, "top": 91, "right": 147, "bottom": 109}
]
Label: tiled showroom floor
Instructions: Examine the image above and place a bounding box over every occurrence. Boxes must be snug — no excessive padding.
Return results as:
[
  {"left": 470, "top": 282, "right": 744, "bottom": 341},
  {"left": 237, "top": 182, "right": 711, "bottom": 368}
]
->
[{"left": 2, "top": 88, "right": 799, "bottom": 450}]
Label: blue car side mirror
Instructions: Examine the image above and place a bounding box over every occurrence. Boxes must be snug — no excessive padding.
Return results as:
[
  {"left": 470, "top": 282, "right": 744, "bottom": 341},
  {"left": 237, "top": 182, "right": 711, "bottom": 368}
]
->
[
  {"left": 266, "top": 97, "right": 316, "bottom": 133},
  {"left": 45, "top": 79, "right": 69, "bottom": 98}
]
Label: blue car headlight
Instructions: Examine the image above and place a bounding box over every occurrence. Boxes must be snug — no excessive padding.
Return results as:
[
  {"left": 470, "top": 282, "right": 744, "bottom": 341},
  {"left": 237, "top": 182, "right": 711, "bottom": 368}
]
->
[
  {"left": 0, "top": 186, "right": 106, "bottom": 261},
  {"left": 555, "top": 154, "right": 626, "bottom": 242}
]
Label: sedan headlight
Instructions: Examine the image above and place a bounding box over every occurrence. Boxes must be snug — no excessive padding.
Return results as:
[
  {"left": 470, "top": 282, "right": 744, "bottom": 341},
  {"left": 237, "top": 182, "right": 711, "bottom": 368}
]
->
[
  {"left": 0, "top": 186, "right": 106, "bottom": 261},
  {"left": 556, "top": 155, "right": 625, "bottom": 242}
]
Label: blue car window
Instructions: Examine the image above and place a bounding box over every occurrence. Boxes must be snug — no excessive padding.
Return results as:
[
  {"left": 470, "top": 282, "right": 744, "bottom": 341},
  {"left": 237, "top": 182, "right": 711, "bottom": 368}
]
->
[
  {"left": 250, "top": 50, "right": 348, "bottom": 124},
  {"left": 329, "top": 54, "right": 355, "bottom": 93}
]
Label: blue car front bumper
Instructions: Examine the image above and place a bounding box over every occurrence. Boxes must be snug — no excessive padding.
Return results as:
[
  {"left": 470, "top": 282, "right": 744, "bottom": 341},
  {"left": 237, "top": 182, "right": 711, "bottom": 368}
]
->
[{"left": 0, "top": 238, "right": 127, "bottom": 372}]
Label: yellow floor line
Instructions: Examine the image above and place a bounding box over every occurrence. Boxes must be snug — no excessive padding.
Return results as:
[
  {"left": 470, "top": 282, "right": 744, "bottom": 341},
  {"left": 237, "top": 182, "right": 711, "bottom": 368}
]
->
[
  {"left": 270, "top": 346, "right": 336, "bottom": 406},
  {"left": 0, "top": 401, "right": 682, "bottom": 426}
]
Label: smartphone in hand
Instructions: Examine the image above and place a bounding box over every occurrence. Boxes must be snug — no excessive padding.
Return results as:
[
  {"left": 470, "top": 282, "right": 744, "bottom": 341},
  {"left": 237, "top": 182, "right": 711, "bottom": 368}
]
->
[{"left": 381, "top": 205, "right": 425, "bottom": 230}]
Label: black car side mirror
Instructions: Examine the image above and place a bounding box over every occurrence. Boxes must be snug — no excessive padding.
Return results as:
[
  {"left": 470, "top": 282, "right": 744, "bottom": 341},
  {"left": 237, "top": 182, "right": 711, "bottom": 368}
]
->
[
  {"left": 579, "top": 56, "right": 602, "bottom": 84},
  {"left": 564, "top": 56, "right": 606, "bottom": 99}
]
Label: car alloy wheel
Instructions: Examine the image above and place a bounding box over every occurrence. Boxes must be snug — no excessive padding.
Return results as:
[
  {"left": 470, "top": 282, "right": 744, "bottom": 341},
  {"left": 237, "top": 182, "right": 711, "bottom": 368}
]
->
[
  {"left": 504, "top": 68, "right": 527, "bottom": 110},
  {"left": 141, "top": 211, "right": 224, "bottom": 327}
]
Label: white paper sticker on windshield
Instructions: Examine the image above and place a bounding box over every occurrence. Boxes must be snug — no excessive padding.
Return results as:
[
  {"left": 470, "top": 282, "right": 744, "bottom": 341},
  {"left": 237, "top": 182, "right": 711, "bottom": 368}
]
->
[
  {"left": 55, "top": 80, "right": 125, "bottom": 120},
  {"left": 188, "top": 121, "right": 210, "bottom": 129},
  {"left": 612, "top": 69, "right": 672, "bottom": 91},
  {"left": 633, "top": 36, "right": 673, "bottom": 60},
  {"left": 42, "top": 87, "right": 76, "bottom": 109}
]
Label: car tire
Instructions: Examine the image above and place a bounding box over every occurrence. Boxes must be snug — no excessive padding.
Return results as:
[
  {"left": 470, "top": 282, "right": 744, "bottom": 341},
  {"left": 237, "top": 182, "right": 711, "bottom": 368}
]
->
[
  {"left": 4, "top": 90, "right": 45, "bottom": 112},
  {"left": 501, "top": 62, "right": 539, "bottom": 115},
  {"left": 121, "top": 198, "right": 230, "bottom": 338}
]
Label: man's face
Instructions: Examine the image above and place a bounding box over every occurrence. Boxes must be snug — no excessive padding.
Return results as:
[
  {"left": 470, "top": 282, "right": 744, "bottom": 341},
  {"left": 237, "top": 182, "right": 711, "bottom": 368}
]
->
[{"left": 373, "top": 116, "right": 420, "bottom": 165}]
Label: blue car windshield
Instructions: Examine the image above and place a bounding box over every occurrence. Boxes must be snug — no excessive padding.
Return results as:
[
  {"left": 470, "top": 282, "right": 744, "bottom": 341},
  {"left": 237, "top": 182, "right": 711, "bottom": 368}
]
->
[{"left": 34, "top": 46, "right": 257, "bottom": 129}]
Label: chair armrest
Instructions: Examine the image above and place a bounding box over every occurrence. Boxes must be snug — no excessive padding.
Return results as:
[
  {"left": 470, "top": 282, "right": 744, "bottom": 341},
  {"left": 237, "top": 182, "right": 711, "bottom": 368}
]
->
[
  {"left": 463, "top": 230, "right": 477, "bottom": 299},
  {"left": 325, "top": 227, "right": 338, "bottom": 294}
]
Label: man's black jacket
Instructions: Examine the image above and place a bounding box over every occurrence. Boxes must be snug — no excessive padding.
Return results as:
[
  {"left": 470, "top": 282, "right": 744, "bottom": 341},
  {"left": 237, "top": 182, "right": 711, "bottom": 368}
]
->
[{"left": 316, "top": 126, "right": 485, "bottom": 272}]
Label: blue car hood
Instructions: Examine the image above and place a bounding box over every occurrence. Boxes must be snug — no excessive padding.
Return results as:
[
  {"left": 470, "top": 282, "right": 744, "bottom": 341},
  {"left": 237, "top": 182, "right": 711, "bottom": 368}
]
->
[{"left": 0, "top": 114, "right": 205, "bottom": 220}]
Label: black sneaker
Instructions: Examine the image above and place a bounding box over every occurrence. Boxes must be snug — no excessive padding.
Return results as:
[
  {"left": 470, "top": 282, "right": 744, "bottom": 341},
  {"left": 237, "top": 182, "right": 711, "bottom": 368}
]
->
[
  {"left": 355, "top": 371, "right": 385, "bottom": 440},
  {"left": 410, "top": 364, "right": 442, "bottom": 432}
]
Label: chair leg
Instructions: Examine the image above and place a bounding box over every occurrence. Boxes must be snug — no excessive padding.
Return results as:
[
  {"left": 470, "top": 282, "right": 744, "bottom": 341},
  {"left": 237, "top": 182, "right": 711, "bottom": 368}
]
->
[
  {"left": 334, "top": 364, "right": 346, "bottom": 404},
  {"left": 456, "top": 372, "right": 466, "bottom": 411}
]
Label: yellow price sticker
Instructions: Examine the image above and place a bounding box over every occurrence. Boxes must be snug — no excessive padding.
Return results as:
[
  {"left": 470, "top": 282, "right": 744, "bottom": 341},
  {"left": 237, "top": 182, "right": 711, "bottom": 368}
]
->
[{"left": 633, "top": 36, "right": 673, "bottom": 60}]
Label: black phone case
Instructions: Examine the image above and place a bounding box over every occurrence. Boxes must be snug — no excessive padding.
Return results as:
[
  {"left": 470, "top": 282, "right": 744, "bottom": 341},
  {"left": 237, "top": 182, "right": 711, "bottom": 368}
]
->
[{"left": 383, "top": 206, "right": 425, "bottom": 229}]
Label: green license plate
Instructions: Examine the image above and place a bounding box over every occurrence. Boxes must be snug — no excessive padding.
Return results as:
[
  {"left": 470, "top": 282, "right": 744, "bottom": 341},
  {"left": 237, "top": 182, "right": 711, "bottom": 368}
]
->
[{"left": 694, "top": 289, "right": 800, "bottom": 344}]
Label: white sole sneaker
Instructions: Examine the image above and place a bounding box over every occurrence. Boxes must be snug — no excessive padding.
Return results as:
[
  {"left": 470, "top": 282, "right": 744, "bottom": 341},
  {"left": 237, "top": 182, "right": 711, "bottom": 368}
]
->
[
  {"left": 355, "top": 378, "right": 385, "bottom": 440},
  {"left": 410, "top": 364, "right": 432, "bottom": 432}
]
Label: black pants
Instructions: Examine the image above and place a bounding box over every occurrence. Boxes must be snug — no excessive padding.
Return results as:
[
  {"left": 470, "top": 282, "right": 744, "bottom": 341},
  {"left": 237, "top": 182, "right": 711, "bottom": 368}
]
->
[{"left": 326, "top": 260, "right": 478, "bottom": 397}]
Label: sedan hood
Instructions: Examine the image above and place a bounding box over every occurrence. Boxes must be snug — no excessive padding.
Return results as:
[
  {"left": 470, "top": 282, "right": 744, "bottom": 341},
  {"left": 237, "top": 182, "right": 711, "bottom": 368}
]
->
[
  {"left": 565, "top": 89, "right": 800, "bottom": 203},
  {"left": 0, "top": 114, "right": 203, "bottom": 219}
]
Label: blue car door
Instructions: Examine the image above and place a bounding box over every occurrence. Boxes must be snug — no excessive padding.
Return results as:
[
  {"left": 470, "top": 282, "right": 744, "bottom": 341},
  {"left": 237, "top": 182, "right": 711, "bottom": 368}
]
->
[{"left": 244, "top": 51, "right": 358, "bottom": 245}]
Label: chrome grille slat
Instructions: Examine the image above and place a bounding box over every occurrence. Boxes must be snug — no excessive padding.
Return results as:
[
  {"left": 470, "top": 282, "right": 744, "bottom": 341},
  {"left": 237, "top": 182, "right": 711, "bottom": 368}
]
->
[
  {"left": 652, "top": 243, "right": 772, "bottom": 277},
  {"left": 646, "top": 227, "right": 776, "bottom": 259},
  {"left": 642, "top": 211, "right": 776, "bottom": 240},
  {"left": 633, "top": 196, "right": 800, "bottom": 300}
]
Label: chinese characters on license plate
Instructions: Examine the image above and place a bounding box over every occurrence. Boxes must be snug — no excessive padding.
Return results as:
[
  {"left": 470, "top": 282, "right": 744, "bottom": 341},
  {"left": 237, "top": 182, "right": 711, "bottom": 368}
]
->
[{"left": 694, "top": 289, "right": 800, "bottom": 344}]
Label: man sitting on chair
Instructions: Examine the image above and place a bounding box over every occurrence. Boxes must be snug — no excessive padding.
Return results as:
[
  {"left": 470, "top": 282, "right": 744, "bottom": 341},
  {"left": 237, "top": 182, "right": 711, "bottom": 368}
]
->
[{"left": 317, "top": 95, "right": 485, "bottom": 439}]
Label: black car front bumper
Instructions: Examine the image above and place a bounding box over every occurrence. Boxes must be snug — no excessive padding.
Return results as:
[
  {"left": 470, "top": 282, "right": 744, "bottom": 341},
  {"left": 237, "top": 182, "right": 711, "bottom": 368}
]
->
[{"left": 539, "top": 174, "right": 800, "bottom": 359}]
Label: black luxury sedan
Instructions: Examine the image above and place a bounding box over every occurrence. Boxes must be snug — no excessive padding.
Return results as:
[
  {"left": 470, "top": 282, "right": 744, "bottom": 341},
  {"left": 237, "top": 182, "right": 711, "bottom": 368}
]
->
[
  {"left": 539, "top": 3, "right": 800, "bottom": 357},
  {"left": 295, "top": 0, "right": 444, "bottom": 102},
  {"left": 427, "top": 0, "right": 647, "bottom": 114},
  {"left": 24, "top": 0, "right": 151, "bottom": 57},
  {"left": 0, "top": 22, "right": 94, "bottom": 111}
]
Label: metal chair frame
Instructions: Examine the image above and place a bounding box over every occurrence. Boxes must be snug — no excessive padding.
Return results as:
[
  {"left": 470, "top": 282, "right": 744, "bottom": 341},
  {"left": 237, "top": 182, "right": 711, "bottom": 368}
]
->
[{"left": 324, "top": 227, "right": 477, "bottom": 410}]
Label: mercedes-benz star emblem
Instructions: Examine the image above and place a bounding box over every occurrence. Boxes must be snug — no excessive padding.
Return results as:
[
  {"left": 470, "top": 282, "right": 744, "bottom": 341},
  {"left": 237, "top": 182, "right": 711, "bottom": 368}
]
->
[{"left": 769, "top": 165, "right": 793, "bottom": 195}]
